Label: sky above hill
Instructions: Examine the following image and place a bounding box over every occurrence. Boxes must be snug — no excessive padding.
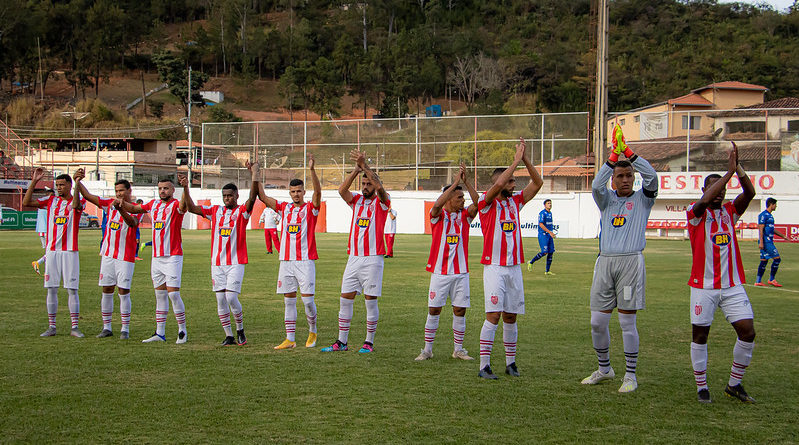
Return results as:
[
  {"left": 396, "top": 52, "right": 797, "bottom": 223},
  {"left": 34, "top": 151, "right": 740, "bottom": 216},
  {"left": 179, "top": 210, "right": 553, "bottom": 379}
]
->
[{"left": 718, "top": 0, "right": 796, "bottom": 12}]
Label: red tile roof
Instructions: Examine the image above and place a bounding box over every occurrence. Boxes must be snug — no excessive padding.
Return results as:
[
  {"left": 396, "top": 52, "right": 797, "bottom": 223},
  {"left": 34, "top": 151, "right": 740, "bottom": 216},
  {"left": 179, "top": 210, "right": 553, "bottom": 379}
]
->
[
  {"left": 692, "top": 81, "right": 769, "bottom": 93},
  {"left": 711, "top": 97, "right": 799, "bottom": 117},
  {"left": 667, "top": 93, "right": 713, "bottom": 107}
]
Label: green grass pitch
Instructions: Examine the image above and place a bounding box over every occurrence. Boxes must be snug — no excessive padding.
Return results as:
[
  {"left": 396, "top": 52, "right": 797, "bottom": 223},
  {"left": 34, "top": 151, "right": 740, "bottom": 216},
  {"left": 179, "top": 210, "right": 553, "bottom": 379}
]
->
[{"left": 1, "top": 230, "right": 797, "bottom": 443}]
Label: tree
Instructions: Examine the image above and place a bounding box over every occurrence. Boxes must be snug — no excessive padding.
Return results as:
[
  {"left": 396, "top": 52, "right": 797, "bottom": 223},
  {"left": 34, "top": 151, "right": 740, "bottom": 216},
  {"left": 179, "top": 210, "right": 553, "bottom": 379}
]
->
[{"left": 152, "top": 51, "right": 208, "bottom": 117}]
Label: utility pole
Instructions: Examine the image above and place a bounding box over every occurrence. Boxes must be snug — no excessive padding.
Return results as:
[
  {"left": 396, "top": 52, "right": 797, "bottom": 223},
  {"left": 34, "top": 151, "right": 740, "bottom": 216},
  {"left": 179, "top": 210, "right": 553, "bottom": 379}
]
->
[
  {"left": 593, "top": 0, "right": 609, "bottom": 172},
  {"left": 186, "top": 66, "right": 193, "bottom": 185}
]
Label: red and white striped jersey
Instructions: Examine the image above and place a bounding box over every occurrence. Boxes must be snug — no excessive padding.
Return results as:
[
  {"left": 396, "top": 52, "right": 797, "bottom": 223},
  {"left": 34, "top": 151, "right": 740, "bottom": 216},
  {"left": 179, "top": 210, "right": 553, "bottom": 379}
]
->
[
  {"left": 478, "top": 192, "right": 525, "bottom": 266},
  {"left": 37, "top": 195, "right": 85, "bottom": 252},
  {"left": 140, "top": 198, "right": 184, "bottom": 257},
  {"left": 98, "top": 197, "right": 142, "bottom": 263},
  {"left": 276, "top": 201, "right": 319, "bottom": 261},
  {"left": 687, "top": 201, "right": 746, "bottom": 289},
  {"left": 201, "top": 204, "right": 251, "bottom": 266},
  {"left": 346, "top": 193, "right": 391, "bottom": 256},
  {"left": 427, "top": 208, "right": 472, "bottom": 275}
]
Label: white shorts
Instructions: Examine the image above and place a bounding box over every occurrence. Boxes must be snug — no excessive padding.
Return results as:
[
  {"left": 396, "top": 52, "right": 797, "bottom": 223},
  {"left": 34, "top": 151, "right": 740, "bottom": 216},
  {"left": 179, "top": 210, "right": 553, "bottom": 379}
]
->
[
  {"left": 99, "top": 256, "right": 135, "bottom": 289},
  {"left": 341, "top": 255, "right": 385, "bottom": 297},
  {"left": 151, "top": 255, "right": 183, "bottom": 288},
  {"left": 277, "top": 260, "right": 316, "bottom": 295},
  {"left": 212, "top": 264, "right": 246, "bottom": 293},
  {"left": 428, "top": 273, "right": 471, "bottom": 308},
  {"left": 44, "top": 251, "right": 80, "bottom": 289},
  {"left": 483, "top": 264, "right": 525, "bottom": 314},
  {"left": 690, "top": 285, "right": 754, "bottom": 326}
]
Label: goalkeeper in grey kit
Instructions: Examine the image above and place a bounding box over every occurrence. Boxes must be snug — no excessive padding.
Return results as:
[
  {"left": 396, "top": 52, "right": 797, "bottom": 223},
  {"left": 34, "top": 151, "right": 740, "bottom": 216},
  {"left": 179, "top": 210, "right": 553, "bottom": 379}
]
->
[{"left": 581, "top": 128, "right": 657, "bottom": 394}]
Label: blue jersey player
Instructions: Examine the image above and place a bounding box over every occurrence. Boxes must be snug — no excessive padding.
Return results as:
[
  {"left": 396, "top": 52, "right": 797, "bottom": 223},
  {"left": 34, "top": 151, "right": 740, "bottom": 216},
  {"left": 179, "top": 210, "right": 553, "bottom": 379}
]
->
[
  {"left": 755, "top": 198, "right": 788, "bottom": 287},
  {"left": 527, "top": 199, "right": 556, "bottom": 274}
]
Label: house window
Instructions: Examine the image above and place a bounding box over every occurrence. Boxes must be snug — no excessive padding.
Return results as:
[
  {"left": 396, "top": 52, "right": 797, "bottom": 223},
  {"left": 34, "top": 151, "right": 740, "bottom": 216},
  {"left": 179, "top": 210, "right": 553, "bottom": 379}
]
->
[
  {"left": 620, "top": 118, "right": 626, "bottom": 125},
  {"left": 726, "top": 121, "right": 765, "bottom": 134},
  {"left": 565, "top": 177, "right": 584, "bottom": 191},
  {"left": 787, "top": 120, "right": 799, "bottom": 132},
  {"left": 116, "top": 171, "right": 133, "bottom": 182},
  {"left": 681, "top": 116, "right": 702, "bottom": 130},
  {"left": 634, "top": 115, "right": 640, "bottom": 123}
]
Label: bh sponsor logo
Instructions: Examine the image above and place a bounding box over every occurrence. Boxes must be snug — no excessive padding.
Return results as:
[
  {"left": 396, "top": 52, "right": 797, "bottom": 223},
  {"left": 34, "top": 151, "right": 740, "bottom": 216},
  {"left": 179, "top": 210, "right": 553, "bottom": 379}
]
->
[
  {"left": 446, "top": 235, "right": 459, "bottom": 245},
  {"left": 219, "top": 227, "right": 232, "bottom": 237},
  {"left": 501, "top": 221, "right": 516, "bottom": 232},
  {"left": 611, "top": 216, "right": 627, "bottom": 227},
  {"left": 54, "top": 216, "right": 68, "bottom": 225},
  {"left": 287, "top": 224, "right": 301, "bottom": 234},
  {"left": 357, "top": 218, "right": 371, "bottom": 228},
  {"left": 712, "top": 233, "right": 731, "bottom": 246},
  {"left": 153, "top": 221, "right": 165, "bottom": 230},
  {"left": 109, "top": 221, "right": 121, "bottom": 230}
]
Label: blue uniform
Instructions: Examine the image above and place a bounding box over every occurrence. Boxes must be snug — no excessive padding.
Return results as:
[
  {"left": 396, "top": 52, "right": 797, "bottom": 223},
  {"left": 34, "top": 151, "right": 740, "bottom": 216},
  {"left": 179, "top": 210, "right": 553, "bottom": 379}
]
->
[
  {"left": 537, "top": 209, "right": 555, "bottom": 253},
  {"left": 758, "top": 210, "right": 779, "bottom": 260}
]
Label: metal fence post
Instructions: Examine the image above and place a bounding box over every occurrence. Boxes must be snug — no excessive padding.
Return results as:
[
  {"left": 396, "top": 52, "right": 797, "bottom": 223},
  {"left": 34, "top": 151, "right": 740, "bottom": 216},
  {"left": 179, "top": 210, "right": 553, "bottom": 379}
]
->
[
  {"left": 686, "top": 111, "right": 691, "bottom": 173},
  {"left": 200, "top": 123, "right": 205, "bottom": 188},
  {"left": 540, "top": 114, "right": 545, "bottom": 175},
  {"left": 303, "top": 121, "right": 307, "bottom": 184},
  {"left": 415, "top": 116, "right": 419, "bottom": 191}
]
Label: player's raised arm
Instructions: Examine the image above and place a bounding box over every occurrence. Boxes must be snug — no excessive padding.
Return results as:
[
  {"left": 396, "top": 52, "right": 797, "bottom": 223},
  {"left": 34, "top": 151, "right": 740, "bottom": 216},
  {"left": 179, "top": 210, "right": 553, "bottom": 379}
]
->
[
  {"left": 245, "top": 161, "right": 260, "bottom": 213},
  {"left": 119, "top": 199, "right": 147, "bottom": 214},
  {"left": 484, "top": 140, "right": 524, "bottom": 206},
  {"left": 692, "top": 145, "right": 739, "bottom": 218},
  {"left": 113, "top": 198, "right": 139, "bottom": 228},
  {"left": 519, "top": 138, "right": 543, "bottom": 204},
  {"left": 250, "top": 162, "right": 278, "bottom": 211},
  {"left": 309, "top": 154, "right": 322, "bottom": 208},
  {"left": 351, "top": 149, "right": 388, "bottom": 204},
  {"left": 179, "top": 174, "right": 203, "bottom": 217},
  {"left": 461, "top": 164, "right": 480, "bottom": 218},
  {"left": 431, "top": 171, "right": 462, "bottom": 219},
  {"left": 338, "top": 158, "right": 361, "bottom": 204},
  {"left": 72, "top": 168, "right": 84, "bottom": 210},
  {"left": 22, "top": 167, "right": 46, "bottom": 207},
  {"left": 75, "top": 171, "right": 102, "bottom": 208},
  {"left": 731, "top": 143, "right": 755, "bottom": 216}
]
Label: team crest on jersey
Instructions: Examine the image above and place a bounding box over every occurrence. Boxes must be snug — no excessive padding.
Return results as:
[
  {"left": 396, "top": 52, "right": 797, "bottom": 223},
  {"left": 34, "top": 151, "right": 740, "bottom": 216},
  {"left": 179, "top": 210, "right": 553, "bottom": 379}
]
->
[
  {"left": 109, "top": 221, "right": 121, "bottom": 230},
  {"left": 153, "top": 221, "right": 165, "bottom": 230},
  {"left": 501, "top": 221, "right": 516, "bottom": 232},
  {"left": 219, "top": 227, "right": 233, "bottom": 237},
  {"left": 357, "top": 217, "right": 371, "bottom": 228},
  {"left": 287, "top": 224, "right": 301, "bottom": 234},
  {"left": 712, "top": 233, "right": 731, "bottom": 246},
  {"left": 429, "top": 291, "right": 436, "bottom": 300},
  {"left": 446, "top": 235, "right": 460, "bottom": 245},
  {"left": 611, "top": 216, "right": 627, "bottom": 227},
  {"left": 626, "top": 202, "right": 634, "bottom": 210},
  {"left": 694, "top": 304, "right": 702, "bottom": 316},
  {"left": 54, "top": 216, "right": 68, "bottom": 225},
  {"left": 490, "top": 295, "right": 499, "bottom": 305}
]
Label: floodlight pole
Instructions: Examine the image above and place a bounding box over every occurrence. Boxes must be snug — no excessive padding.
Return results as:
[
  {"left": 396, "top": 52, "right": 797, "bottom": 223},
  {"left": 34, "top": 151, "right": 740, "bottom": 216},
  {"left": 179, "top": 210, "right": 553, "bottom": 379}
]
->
[
  {"left": 187, "top": 66, "right": 193, "bottom": 185},
  {"left": 593, "top": 0, "right": 609, "bottom": 172}
]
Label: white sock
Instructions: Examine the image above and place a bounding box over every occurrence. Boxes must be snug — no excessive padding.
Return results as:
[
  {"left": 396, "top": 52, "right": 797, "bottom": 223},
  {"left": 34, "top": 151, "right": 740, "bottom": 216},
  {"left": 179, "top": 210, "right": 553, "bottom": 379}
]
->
[
  {"left": 452, "top": 315, "right": 466, "bottom": 351},
  {"left": 590, "top": 311, "right": 612, "bottom": 373},
  {"left": 302, "top": 296, "right": 317, "bottom": 333},
  {"left": 503, "top": 322, "right": 518, "bottom": 366},
  {"left": 423, "top": 314, "right": 440, "bottom": 353},
  {"left": 226, "top": 291, "right": 243, "bottom": 330},
  {"left": 216, "top": 291, "right": 232, "bottom": 337},
  {"left": 67, "top": 289, "right": 79, "bottom": 329},
  {"left": 338, "top": 297, "right": 354, "bottom": 344},
  {"left": 155, "top": 289, "right": 169, "bottom": 336},
  {"left": 729, "top": 339, "right": 754, "bottom": 387},
  {"left": 365, "top": 299, "right": 379, "bottom": 344},
  {"left": 46, "top": 287, "right": 58, "bottom": 328},
  {"left": 119, "top": 293, "right": 131, "bottom": 332},
  {"left": 284, "top": 297, "right": 297, "bottom": 342},
  {"left": 691, "top": 342, "right": 708, "bottom": 391},
  {"left": 168, "top": 291, "right": 186, "bottom": 333},
  {"left": 37, "top": 255, "right": 46, "bottom": 265},
  {"left": 101, "top": 292, "right": 114, "bottom": 331},
  {"left": 479, "top": 320, "right": 498, "bottom": 369},
  {"left": 618, "top": 313, "right": 639, "bottom": 380}
]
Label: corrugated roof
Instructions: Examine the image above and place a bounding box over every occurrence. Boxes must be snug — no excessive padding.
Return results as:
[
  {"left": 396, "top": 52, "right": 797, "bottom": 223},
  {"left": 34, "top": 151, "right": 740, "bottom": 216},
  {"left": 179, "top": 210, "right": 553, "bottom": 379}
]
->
[
  {"left": 711, "top": 97, "right": 799, "bottom": 117},
  {"left": 692, "top": 81, "right": 769, "bottom": 93}
]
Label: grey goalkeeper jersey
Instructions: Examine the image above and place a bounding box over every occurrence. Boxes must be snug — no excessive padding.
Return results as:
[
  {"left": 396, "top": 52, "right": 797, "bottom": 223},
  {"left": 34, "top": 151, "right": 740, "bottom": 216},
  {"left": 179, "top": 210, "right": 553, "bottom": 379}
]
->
[{"left": 592, "top": 156, "right": 658, "bottom": 255}]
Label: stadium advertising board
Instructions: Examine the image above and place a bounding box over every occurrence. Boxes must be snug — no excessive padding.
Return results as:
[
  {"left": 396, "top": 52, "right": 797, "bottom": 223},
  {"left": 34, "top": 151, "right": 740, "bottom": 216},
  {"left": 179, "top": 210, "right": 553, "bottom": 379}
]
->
[
  {"left": 639, "top": 171, "right": 799, "bottom": 195},
  {"left": 775, "top": 224, "right": 799, "bottom": 243}
]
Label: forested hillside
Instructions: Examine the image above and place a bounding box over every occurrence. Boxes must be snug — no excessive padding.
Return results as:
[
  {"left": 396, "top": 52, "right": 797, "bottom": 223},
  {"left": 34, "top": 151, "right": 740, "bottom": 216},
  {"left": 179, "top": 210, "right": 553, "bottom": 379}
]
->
[{"left": 1, "top": 0, "right": 798, "bottom": 118}]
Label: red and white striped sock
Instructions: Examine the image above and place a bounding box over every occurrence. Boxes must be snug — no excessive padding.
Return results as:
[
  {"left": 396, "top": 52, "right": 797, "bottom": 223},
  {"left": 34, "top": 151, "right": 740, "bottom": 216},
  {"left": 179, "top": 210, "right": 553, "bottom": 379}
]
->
[
  {"left": 233, "top": 310, "right": 243, "bottom": 331},
  {"left": 101, "top": 292, "right": 114, "bottom": 331},
  {"left": 452, "top": 315, "right": 466, "bottom": 351},
  {"left": 728, "top": 339, "right": 754, "bottom": 387},
  {"left": 284, "top": 297, "right": 297, "bottom": 341},
  {"left": 155, "top": 289, "right": 169, "bottom": 336},
  {"left": 119, "top": 293, "right": 131, "bottom": 332},
  {"left": 168, "top": 291, "right": 186, "bottom": 333},
  {"left": 302, "top": 296, "right": 317, "bottom": 333},
  {"left": 46, "top": 287, "right": 58, "bottom": 328},
  {"left": 365, "top": 299, "right": 379, "bottom": 344},
  {"left": 67, "top": 289, "right": 79, "bottom": 329},
  {"left": 690, "top": 342, "right": 708, "bottom": 391},
  {"left": 338, "top": 297, "right": 354, "bottom": 344},
  {"left": 218, "top": 311, "right": 232, "bottom": 337},
  {"left": 423, "top": 314, "right": 440, "bottom": 353},
  {"left": 503, "top": 322, "right": 517, "bottom": 366},
  {"left": 225, "top": 291, "right": 243, "bottom": 330},
  {"left": 479, "top": 320, "right": 498, "bottom": 369}
]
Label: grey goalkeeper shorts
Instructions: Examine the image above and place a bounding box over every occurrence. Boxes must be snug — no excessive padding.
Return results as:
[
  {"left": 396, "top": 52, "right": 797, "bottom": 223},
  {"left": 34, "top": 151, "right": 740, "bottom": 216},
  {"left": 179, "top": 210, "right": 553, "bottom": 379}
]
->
[{"left": 589, "top": 252, "right": 646, "bottom": 311}]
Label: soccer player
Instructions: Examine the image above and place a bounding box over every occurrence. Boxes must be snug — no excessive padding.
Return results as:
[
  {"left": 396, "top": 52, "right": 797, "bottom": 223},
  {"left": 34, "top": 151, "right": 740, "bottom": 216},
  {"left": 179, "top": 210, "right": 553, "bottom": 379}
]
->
[
  {"left": 415, "top": 164, "right": 479, "bottom": 361},
  {"left": 22, "top": 167, "right": 86, "bottom": 337},
  {"left": 31, "top": 188, "right": 54, "bottom": 274},
  {"left": 755, "top": 197, "right": 789, "bottom": 287},
  {"left": 477, "top": 138, "right": 543, "bottom": 379},
  {"left": 260, "top": 206, "right": 280, "bottom": 254},
  {"left": 120, "top": 177, "right": 189, "bottom": 344},
  {"left": 384, "top": 206, "right": 397, "bottom": 258},
  {"left": 527, "top": 199, "right": 556, "bottom": 274},
  {"left": 253, "top": 156, "right": 321, "bottom": 350},
  {"left": 581, "top": 136, "right": 657, "bottom": 393},
  {"left": 321, "top": 149, "right": 391, "bottom": 353},
  {"left": 76, "top": 176, "right": 142, "bottom": 339},
  {"left": 182, "top": 171, "right": 257, "bottom": 347},
  {"left": 687, "top": 144, "right": 757, "bottom": 403}
]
